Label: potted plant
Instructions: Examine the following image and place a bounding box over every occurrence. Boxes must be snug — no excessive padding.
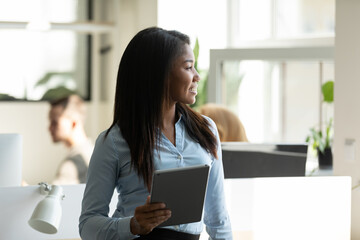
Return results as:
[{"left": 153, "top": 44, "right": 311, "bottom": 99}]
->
[
  {"left": 306, "top": 118, "right": 333, "bottom": 169},
  {"left": 305, "top": 80, "right": 334, "bottom": 169}
]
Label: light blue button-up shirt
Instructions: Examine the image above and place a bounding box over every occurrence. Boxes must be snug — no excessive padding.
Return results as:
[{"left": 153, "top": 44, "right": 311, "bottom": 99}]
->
[{"left": 79, "top": 115, "right": 232, "bottom": 239}]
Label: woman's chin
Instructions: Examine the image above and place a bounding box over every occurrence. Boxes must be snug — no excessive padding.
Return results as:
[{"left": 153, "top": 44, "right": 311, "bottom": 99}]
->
[{"left": 178, "top": 96, "right": 197, "bottom": 105}]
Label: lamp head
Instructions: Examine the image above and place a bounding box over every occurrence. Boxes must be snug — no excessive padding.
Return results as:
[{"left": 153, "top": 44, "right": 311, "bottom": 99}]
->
[{"left": 28, "top": 184, "right": 64, "bottom": 234}]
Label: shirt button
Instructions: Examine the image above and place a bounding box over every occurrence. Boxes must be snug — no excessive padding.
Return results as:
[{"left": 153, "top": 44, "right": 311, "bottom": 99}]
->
[{"left": 177, "top": 155, "right": 182, "bottom": 160}]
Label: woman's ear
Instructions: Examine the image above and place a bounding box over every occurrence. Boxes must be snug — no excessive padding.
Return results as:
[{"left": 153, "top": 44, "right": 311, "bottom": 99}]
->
[{"left": 71, "top": 119, "right": 77, "bottom": 129}]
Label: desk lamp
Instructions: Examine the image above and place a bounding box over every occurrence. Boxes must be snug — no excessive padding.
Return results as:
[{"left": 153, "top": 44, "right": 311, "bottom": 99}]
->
[{"left": 28, "top": 182, "right": 65, "bottom": 234}]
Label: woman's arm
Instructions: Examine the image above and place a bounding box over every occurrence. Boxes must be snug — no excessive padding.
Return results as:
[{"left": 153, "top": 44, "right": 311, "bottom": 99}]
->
[
  {"left": 79, "top": 130, "right": 171, "bottom": 239},
  {"left": 79, "top": 131, "right": 136, "bottom": 239},
  {"left": 203, "top": 118, "right": 233, "bottom": 240}
]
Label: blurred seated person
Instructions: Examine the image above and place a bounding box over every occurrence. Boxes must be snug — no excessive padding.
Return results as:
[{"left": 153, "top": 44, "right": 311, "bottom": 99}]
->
[
  {"left": 198, "top": 103, "right": 248, "bottom": 142},
  {"left": 48, "top": 94, "right": 94, "bottom": 184}
]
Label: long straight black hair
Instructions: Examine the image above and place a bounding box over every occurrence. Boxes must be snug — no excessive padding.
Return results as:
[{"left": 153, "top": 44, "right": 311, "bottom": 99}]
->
[{"left": 107, "top": 27, "right": 217, "bottom": 188}]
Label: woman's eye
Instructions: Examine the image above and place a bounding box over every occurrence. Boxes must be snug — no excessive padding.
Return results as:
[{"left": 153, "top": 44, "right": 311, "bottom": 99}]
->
[{"left": 186, "top": 66, "right": 193, "bottom": 70}]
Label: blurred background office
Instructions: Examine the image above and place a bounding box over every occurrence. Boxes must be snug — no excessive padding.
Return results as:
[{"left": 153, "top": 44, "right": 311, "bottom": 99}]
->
[
  {"left": 1, "top": 0, "right": 360, "bottom": 238},
  {"left": 0, "top": 0, "right": 335, "bottom": 183},
  {"left": 198, "top": 103, "right": 248, "bottom": 142}
]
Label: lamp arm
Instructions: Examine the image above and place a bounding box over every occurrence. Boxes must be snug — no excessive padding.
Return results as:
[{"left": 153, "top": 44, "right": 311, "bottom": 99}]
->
[{"left": 38, "top": 182, "right": 52, "bottom": 195}]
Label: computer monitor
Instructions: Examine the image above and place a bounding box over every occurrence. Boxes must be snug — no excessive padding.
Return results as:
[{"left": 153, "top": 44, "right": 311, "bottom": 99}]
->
[
  {"left": 0, "top": 134, "right": 22, "bottom": 186},
  {"left": 221, "top": 142, "right": 308, "bottom": 178}
]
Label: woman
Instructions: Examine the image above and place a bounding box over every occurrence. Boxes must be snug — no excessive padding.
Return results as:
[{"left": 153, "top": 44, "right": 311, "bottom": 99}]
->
[{"left": 79, "top": 27, "right": 232, "bottom": 240}]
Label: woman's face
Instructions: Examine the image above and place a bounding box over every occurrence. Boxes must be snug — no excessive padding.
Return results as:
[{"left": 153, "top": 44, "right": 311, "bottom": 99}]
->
[{"left": 168, "top": 44, "right": 200, "bottom": 105}]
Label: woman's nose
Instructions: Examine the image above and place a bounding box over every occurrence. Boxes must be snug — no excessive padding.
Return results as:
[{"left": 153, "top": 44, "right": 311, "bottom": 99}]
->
[{"left": 194, "top": 69, "right": 200, "bottom": 82}]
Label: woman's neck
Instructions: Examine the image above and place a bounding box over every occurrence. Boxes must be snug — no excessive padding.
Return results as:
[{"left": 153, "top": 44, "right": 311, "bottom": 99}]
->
[
  {"left": 162, "top": 103, "right": 177, "bottom": 145},
  {"left": 163, "top": 103, "right": 177, "bottom": 126}
]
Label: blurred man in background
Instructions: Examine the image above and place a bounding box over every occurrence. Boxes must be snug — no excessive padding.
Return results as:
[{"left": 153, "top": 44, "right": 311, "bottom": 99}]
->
[{"left": 49, "top": 94, "right": 94, "bottom": 184}]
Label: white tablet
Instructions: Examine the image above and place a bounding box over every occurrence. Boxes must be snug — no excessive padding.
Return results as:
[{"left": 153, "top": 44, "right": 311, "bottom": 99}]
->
[{"left": 150, "top": 164, "right": 210, "bottom": 227}]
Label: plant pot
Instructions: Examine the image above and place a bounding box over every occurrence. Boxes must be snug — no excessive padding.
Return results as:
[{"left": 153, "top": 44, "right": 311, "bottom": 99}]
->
[{"left": 318, "top": 147, "right": 333, "bottom": 169}]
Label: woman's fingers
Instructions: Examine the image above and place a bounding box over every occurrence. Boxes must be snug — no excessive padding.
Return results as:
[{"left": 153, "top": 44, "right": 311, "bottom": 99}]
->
[
  {"left": 131, "top": 214, "right": 171, "bottom": 235},
  {"left": 131, "top": 200, "right": 172, "bottom": 235},
  {"left": 142, "top": 209, "right": 172, "bottom": 222},
  {"left": 137, "top": 202, "right": 167, "bottom": 213},
  {"left": 135, "top": 206, "right": 171, "bottom": 222}
]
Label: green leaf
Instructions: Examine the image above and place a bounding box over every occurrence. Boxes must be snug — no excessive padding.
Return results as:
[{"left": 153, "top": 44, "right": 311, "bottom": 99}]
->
[
  {"left": 0, "top": 93, "right": 19, "bottom": 101},
  {"left": 193, "top": 38, "right": 199, "bottom": 71},
  {"left": 318, "top": 140, "right": 326, "bottom": 153},
  {"left": 190, "top": 70, "right": 208, "bottom": 109},
  {"left": 322, "top": 80, "right": 334, "bottom": 103},
  {"left": 324, "top": 118, "right": 333, "bottom": 148},
  {"left": 41, "top": 87, "right": 77, "bottom": 101},
  {"left": 35, "top": 72, "right": 73, "bottom": 87}
]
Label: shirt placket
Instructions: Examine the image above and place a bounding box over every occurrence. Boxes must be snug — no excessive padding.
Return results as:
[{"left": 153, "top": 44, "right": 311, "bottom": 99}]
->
[{"left": 175, "top": 119, "right": 185, "bottom": 167}]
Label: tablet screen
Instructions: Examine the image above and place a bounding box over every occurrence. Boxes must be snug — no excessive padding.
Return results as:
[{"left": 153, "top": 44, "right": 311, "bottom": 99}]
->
[{"left": 150, "top": 164, "right": 210, "bottom": 227}]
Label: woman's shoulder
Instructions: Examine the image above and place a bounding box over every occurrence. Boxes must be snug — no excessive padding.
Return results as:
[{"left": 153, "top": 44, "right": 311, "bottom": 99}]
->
[
  {"left": 95, "top": 124, "right": 127, "bottom": 148},
  {"left": 200, "top": 114, "right": 217, "bottom": 130},
  {"left": 91, "top": 124, "right": 130, "bottom": 167}
]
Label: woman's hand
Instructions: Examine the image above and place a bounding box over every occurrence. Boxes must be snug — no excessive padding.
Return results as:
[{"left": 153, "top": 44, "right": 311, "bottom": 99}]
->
[{"left": 130, "top": 196, "right": 171, "bottom": 235}]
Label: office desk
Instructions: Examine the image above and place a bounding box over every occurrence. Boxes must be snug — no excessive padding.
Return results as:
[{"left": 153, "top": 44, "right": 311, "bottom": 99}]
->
[{"left": 201, "top": 176, "right": 351, "bottom": 240}]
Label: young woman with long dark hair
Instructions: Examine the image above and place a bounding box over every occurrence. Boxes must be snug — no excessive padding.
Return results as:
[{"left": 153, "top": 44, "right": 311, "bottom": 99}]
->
[{"left": 79, "top": 27, "right": 232, "bottom": 240}]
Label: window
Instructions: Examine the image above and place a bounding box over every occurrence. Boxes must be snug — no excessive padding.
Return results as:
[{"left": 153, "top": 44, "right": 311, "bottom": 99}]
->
[
  {"left": 229, "top": 0, "right": 335, "bottom": 45},
  {"left": 0, "top": 0, "right": 114, "bottom": 101},
  {"left": 157, "top": 0, "right": 227, "bottom": 70},
  {"left": 210, "top": 0, "right": 335, "bottom": 144},
  {"left": 209, "top": 47, "right": 334, "bottom": 143},
  {"left": 0, "top": 30, "right": 91, "bottom": 101}
]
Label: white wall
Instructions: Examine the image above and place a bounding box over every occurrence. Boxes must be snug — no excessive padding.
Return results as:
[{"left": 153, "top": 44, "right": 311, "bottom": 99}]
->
[
  {"left": 0, "top": 102, "right": 65, "bottom": 184},
  {"left": 117, "top": 0, "right": 158, "bottom": 54},
  {"left": 0, "top": 0, "right": 158, "bottom": 185},
  {"left": 0, "top": 102, "right": 112, "bottom": 185},
  {"left": 334, "top": 0, "right": 360, "bottom": 238}
]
